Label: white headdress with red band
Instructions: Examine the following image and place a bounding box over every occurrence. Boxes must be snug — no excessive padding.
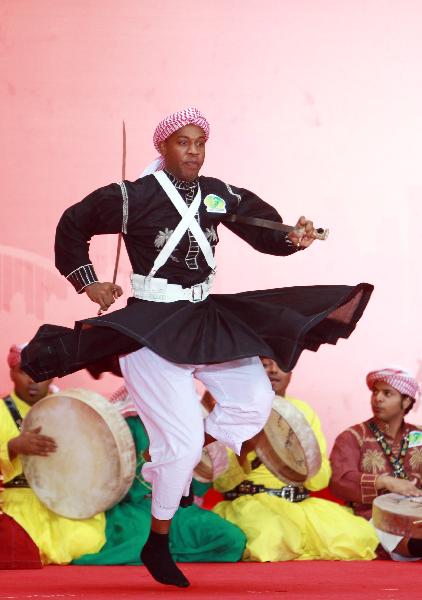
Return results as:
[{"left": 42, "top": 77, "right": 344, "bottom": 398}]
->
[{"left": 366, "top": 367, "right": 420, "bottom": 401}]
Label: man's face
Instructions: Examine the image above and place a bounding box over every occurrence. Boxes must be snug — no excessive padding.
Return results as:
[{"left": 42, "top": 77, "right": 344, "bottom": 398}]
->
[
  {"left": 370, "top": 381, "right": 411, "bottom": 423},
  {"left": 261, "top": 357, "right": 292, "bottom": 397},
  {"left": 10, "top": 365, "right": 52, "bottom": 406},
  {"left": 159, "top": 124, "right": 206, "bottom": 181}
]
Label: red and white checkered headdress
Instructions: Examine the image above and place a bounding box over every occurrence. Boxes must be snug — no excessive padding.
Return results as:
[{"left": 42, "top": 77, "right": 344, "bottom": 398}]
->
[
  {"left": 366, "top": 367, "right": 420, "bottom": 401},
  {"left": 7, "top": 343, "right": 28, "bottom": 368},
  {"left": 153, "top": 106, "right": 210, "bottom": 153},
  {"left": 140, "top": 107, "right": 210, "bottom": 177},
  {"left": 109, "top": 386, "right": 138, "bottom": 418}
]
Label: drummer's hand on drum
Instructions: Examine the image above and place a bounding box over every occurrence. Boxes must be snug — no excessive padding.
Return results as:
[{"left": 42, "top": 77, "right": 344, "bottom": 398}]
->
[
  {"left": 85, "top": 282, "right": 123, "bottom": 313},
  {"left": 376, "top": 475, "right": 422, "bottom": 497},
  {"left": 287, "top": 216, "right": 316, "bottom": 249},
  {"left": 8, "top": 427, "right": 57, "bottom": 459}
]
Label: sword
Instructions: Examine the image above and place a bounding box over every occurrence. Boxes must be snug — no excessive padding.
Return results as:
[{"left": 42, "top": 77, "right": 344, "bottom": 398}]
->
[
  {"left": 223, "top": 214, "right": 329, "bottom": 241},
  {"left": 98, "top": 121, "right": 126, "bottom": 316},
  {"left": 112, "top": 120, "right": 126, "bottom": 283}
]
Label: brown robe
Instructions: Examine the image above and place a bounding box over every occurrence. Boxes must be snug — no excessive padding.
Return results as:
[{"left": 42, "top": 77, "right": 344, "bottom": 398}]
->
[{"left": 330, "top": 419, "right": 422, "bottom": 520}]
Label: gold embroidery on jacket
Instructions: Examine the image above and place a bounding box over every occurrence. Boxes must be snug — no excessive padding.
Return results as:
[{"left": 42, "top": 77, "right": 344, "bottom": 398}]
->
[
  {"left": 362, "top": 449, "right": 387, "bottom": 473},
  {"left": 409, "top": 448, "right": 422, "bottom": 472},
  {"left": 347, "top": 426, "right": 364, "bottom": 447}
]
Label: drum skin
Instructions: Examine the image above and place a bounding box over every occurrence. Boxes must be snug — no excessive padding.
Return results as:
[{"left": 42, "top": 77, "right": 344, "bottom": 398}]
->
[
  {"left": 193, "top": 447, "right": 214, "bottom": 483},
  {"left": 373, "top": 493, "right": 422, "bottom": 539},
  {"left": 254, "top": 395, "right": 321, "bottom": 485},
  {"left": 22, "top": 389, "right": 136, "bottom": 519}
]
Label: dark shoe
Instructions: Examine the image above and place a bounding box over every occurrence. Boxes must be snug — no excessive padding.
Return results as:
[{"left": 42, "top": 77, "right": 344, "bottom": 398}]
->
[{"left": 140, "top": 531, "right": 190, "bottom": 588}]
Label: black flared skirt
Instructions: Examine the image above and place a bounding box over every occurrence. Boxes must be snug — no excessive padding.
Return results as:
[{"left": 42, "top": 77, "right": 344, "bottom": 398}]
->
[{"left": 21, "top": 283, "right": 373, "bottom": 382}]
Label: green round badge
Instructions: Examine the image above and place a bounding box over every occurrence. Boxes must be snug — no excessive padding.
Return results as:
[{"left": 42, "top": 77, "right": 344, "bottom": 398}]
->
[{"left": 203, "top": 194, "right": 226, "bottom": 213}]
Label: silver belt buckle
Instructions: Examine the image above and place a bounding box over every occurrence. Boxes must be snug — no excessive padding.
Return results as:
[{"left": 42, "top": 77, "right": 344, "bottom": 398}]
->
[
  {"left": 281, "top": 485, "right": 296, "bottom": 501},
  {"left": 191, "top": 283, "right": 203, "bottom": 303}
]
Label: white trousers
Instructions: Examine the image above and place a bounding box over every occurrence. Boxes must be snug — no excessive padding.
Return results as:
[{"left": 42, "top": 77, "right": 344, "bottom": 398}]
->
[
  {"left": 373, "top": 525, "right": 422, "bottom": 562},
  {"left": 119, "top": 347, "right": 274, "bottom": 520}
]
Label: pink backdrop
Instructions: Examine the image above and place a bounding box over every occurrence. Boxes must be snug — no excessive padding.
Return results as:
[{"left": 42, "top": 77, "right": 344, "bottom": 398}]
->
[{"left": 1, "top": 0, "right": 421, "bottom": 447}]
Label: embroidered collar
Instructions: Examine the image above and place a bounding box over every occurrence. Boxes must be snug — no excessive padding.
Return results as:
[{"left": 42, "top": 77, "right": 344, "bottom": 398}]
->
[
  {"left": 164, "top": 170, "right": 198, "bottom": 191},
  {"left": 372, "top": 417, "right": 407, "bottom": 440}
]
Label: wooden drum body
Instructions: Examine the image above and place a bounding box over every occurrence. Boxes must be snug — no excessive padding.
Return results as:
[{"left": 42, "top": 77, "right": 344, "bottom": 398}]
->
[
  {"left": 22, "top": 388, "right": 136, "bottom": 519},
  {"left": 254, "top": 395, "right": 322, "bottom": 484},
  {"left": 193, "top": 447, "right": 215, "bottom": 483},
  {"left": 373, "top": 493, "right": 422, "bottom": 539}
]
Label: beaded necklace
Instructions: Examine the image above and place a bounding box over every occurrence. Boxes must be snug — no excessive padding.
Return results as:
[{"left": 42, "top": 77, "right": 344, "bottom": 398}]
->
[
  {"left": 369, "top": 421, "right": 409, "bottom": 479},
  {"left": 164, "top": 169, "right": 198, "bottom": 192}
]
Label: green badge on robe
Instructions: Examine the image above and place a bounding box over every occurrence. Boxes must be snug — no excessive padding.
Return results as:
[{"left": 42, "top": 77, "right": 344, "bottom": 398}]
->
[
  {"left": 408, "top": 431, "right": 422, "bottom": 448},
  {"left": 203, "top": 194, "right": 226, "bottom": 213}
]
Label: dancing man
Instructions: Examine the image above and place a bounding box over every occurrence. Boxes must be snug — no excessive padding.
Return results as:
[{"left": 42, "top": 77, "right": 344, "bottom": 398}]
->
[{"left": 22, "top": 106, "right": 373, "bottom": 586}]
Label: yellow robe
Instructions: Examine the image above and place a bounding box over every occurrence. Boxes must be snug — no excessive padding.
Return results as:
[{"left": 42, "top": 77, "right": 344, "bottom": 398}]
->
[
  {"left": 213, "top": 395, "right": 378, "bottom": 561},
  {"left": 0, "top": 392, "right": 106, "bottom": 564}
]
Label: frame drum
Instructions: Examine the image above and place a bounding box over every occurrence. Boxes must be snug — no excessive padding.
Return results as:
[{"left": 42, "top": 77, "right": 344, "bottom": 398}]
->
[
  {"left": 193, "top": 447, "right": 214, "bottom": 483},
  {"left": 254, "top": 395, "right": 321, "bottom": 484},
  {"left": 193, "top": 401, "right": 214, "bottom": 483},
  {"left": 22, "top": 388, "right": 136, "bottom": 519},
  {"left": 372, "top": 493, "right": 422, "bottom": 539}
]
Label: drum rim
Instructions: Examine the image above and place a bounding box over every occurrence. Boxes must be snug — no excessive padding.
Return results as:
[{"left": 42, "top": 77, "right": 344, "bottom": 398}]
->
[
  {"left": 22, "top": 388, "right": 136, "bottom": 519},
  {"left": 193, "top": 400, "right": 215, "bottom": 483},
  {"left": 373, "top": 493, "right": 422, "bottom": 539},
  {"left": 254, "top": 394, "right": 322, "bottom": 485},
  {"left": 193, "top": 447, "right": 214, "bottom": 483}
]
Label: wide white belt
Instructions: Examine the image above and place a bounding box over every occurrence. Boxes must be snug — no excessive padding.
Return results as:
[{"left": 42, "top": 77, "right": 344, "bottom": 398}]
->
[{"left": 131, "top": 273, "right": 214, "bottom": 303}]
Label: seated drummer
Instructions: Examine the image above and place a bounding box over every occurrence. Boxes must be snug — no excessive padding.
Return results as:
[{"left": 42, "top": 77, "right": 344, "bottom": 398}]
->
[
  {"left": 0, "top": 343, "right": 106, "bottom": 565},
  {"left": 212, "top": 358, "right": 379, "bottom": 561},
  {"left": 73, "top": 386, "right": 246, "bottom": 566},
  {"left": 330, "top": 367, "right": 422, "bottom": 560}
]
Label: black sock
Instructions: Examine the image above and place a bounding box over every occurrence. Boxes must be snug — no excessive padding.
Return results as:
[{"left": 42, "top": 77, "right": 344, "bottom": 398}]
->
[
  {"left": 140, "top": 531, "right": 190, "bottom": 588},
  {"left": 407, "top": 538, "right": 422, "bottom": 557},
  {"left": 179, "top": 483, "right": 194, "bottom": 508}
]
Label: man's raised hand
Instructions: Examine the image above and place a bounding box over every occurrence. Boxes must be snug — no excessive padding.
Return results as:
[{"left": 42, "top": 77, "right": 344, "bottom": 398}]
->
[{"left": 287, "top": 216, "right": 316, "bottom": 249}]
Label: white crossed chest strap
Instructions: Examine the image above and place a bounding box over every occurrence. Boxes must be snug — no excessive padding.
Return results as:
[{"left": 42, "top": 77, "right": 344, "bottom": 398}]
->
[{"left": 149, "top": 171, "right": 216, "bottom": 277}]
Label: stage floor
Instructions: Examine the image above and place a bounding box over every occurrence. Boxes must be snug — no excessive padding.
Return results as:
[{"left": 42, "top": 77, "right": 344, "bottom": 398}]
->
[{"left": 1, "top": 561, "right": 421, "bottom": 600}]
